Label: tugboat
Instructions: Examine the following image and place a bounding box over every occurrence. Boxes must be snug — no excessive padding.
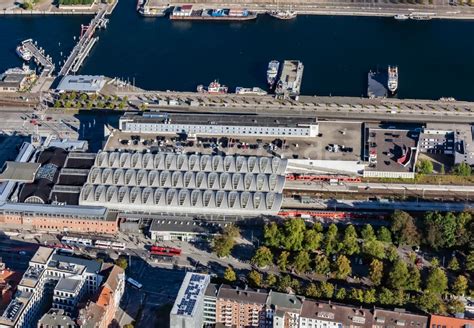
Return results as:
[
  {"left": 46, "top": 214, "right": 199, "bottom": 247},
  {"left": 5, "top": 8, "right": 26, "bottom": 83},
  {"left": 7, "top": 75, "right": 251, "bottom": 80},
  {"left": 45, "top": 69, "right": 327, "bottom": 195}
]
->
[
  {"left": 266, "top": 60, "right": 280, "bottom": 87},
  {"left": 197, "top": 80, "right": 228, "bottom": 94},
  {"left": 387, "top": 65, "right": 398, "bottom": 95},
  {"left": 269, "top": 10, "right": 297, "bottom": 20},
  {"left": 16, "top": 40, "right": 33, "bottom": 61},
  {"left": 394, "top": 14, "right": 409, "bottom": 20}
]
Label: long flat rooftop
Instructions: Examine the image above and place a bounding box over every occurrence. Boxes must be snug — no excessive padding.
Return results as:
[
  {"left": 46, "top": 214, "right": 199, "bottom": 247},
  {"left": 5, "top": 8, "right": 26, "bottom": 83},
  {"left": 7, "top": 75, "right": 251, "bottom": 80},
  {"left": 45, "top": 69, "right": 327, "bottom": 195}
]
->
[{"left": 121, "top": 112, "right": 317, "bottom": 128}]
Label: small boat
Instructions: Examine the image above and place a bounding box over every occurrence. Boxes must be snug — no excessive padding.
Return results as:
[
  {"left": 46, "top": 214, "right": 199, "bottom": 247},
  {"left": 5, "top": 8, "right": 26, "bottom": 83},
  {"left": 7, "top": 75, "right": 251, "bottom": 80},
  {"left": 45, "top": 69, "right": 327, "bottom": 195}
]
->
[
  {"left": 269, "top": 10, "right": 297, "bottom": 20},
  {"left": 197, "top": 80, "right": 228, "bottom": 94},
  {"left": 394, "top": 14, "right": 409, "bottom": 20},
  {"left": 16, "top": 40, "right": 33, "bottom": 61},
  {"left": 235, "top": 87, "right": 268, "bottom": 96},
  {"left": 387, "top": 65, "right": 398, "bottom": 95},
  {"left": 266, "top": 60, "right": 280, "bottom": 87},
  {"left": 409, "top": 13, "right": 432, "bottom": 20}
]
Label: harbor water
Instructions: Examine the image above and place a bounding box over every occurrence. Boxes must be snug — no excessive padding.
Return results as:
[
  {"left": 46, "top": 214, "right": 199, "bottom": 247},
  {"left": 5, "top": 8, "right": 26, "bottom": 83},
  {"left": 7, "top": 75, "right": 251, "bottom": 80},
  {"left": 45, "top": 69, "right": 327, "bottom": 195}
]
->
[{"left": 1, "top": 1, "right": 474, "bottom": 100}]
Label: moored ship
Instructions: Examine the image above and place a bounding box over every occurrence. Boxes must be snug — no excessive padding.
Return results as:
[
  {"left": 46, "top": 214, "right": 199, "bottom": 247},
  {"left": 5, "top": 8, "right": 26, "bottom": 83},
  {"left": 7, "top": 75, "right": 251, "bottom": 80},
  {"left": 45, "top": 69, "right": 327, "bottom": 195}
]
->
[
  {"left": 197, "top": 80, "right": 228, "bottom": 94},
  {"left": 16, "top": 40, "right": 33, "bottom": 61},
  {"left": 394, "top": 14, "right": 409, "bottom": 20},
  {"left": 387, "top": 65, "right": 398, "bottom": 95},
  {"left": 266, "top": 60, "right": 280, "bottom": 87},
  {"left": 409, "top": 13, "right": 433, "bottom": 20},
  {"left": 171, "top": 6, "right": 257, "bottom": 21},
  {"left": 235, "top": 87, "right": 268, "bottom": 96},
  {"left": 269, "top": 10, "right": 297, "bottom": 20}
]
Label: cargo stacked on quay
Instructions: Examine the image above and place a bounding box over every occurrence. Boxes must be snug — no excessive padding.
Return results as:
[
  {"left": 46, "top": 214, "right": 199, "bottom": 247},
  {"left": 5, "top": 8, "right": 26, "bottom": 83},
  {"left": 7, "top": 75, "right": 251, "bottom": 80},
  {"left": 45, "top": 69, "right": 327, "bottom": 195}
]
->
[{"left": 170, "top": 5, "right": 257, "bottom": 20}]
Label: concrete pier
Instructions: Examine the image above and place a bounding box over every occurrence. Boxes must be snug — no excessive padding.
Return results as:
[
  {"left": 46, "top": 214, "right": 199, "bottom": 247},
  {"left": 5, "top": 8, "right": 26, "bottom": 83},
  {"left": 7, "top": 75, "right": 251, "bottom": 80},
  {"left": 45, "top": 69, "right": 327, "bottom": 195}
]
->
[
  {"left": 58, "top": 5, "right": 109, "bottom": 76},
  {"left": 21, "top": 40, "right": 55, "bottom": 77}
]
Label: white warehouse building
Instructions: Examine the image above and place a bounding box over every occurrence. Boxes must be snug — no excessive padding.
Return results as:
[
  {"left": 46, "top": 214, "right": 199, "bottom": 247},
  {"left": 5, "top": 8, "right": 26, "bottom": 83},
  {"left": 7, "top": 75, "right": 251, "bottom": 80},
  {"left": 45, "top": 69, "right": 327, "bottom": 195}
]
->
[{"left": 119, "top": 112, "right": 319, "bottom": 138}]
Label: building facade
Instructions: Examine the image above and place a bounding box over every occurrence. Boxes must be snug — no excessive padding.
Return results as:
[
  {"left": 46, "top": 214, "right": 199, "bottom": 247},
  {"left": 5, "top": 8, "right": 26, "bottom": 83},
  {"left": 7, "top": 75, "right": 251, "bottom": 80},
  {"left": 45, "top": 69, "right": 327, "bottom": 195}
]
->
[{"left": 0, "top": 203, "right": 118, "bottom": 235}]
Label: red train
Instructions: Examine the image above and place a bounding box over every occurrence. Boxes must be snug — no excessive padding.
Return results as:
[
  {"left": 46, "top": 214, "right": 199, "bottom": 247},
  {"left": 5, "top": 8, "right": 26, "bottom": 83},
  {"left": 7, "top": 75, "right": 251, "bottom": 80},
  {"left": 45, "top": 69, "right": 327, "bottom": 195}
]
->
[
  {"left": 278, "top": 210, "right": 385, "bottom": 220},
  {"left": 149, "top": 246, "right": 182, "bottom": 257},
  {"left": 285, "top": 174, "right": 361, "bottom": 183}
]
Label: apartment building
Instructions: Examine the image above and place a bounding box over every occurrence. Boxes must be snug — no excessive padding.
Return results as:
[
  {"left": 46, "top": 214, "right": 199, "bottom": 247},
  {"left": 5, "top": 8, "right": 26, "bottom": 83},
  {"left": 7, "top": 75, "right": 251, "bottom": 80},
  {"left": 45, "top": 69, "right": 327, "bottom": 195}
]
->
[
  {"left": 203, "top": 283, "right": 218, "bottom": 326},
  {"left": 216, "top": 286, "right": 268, "bottom": 327},
  {"left": 266, "top": 291, "right": 304, "bottom": 328},
  {"left": 77, "top": 264, "right": 125, "bottom": 328},
  {"left": 0, "top": 247, "right": 104, "bottom": 328},
  {"left": 170, "top": 272, "right": 211, "bottom": 328},
  {"left": 37, "top": 309, "right": 77, "bottom": 328}
]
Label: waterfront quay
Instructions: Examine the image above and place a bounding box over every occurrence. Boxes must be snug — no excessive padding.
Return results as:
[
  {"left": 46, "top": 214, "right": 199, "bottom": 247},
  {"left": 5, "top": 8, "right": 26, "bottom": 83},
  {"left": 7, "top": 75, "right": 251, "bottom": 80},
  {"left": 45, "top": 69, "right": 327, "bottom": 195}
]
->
[
  {"left": 105, "top": 85, "right": 474, "bottom": 123},
  {"left": 147, "top": 0, "right": 474, "bottom": 19}
]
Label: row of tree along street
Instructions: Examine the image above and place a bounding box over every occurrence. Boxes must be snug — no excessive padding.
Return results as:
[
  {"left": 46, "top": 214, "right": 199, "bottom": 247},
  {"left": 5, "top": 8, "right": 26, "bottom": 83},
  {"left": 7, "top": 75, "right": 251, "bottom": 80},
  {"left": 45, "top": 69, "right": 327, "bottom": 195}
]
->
[{"left": 212, "top": 210, "right": 474, "bottom": 315}]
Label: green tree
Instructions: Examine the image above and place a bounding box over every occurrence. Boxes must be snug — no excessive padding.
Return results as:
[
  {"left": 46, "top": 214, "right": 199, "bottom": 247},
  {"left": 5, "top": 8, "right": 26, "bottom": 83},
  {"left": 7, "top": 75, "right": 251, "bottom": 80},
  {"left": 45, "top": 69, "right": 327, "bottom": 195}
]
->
[
  {"left": 115, "top": 257, "right": 128, "bottom": 270},
  {"left": 378, "top": 288, "right": 394, "bottom": 305},
  {"left": 362, "top": 240, "right": 386, "bottom": 259},
  {"left": 323, "top": 224, "right": 340, "bottom": 255},
  {"left": 426, "top": 267, "right": 448, "bottom": 295},
  {"left": 361, "top": 224, "right": 376, "bottom": 241},
  {"left": 417, "top": 290, "right": 446, "bottom": 314},
  {"left": 212, "top": 234, "right": 234, "bottom": 258},
  {"left": 248, "top": 270, "right": 262, "bottom": 287},
  {"left": 454, "top": 212, "right": 472, "bottom": 247},
  {"left": 417, "top": 159, "right": 433, "bottom": 174},
  {"left": 265, "top": 273, "right": 277, "bottom": 287},
  {"left": 377, "top": 226, "right": 392, "bottom": 243},
  {"left": 303, "top": 228, "right": 323, "bottom": 251},
  {"left": 452, "top": 162, "right": 472, "bottom": 176},
  {"left": 447, "top": 256, "right": 460, "bottom": 272},
  {"left": 406, "top": 265, "right": 421, "bottom": 291},
  {"left": 467, "top": 251, "right": 474, "bottom": 273},
  {"left": 423, "top": 211, "right": 457, "bottom": 249},
  {"left": 281, "top": 219, "right": 306, "bottom": 251},
  {"left": 314, "top": 254, "right": 331, "bottom": 275},
  {"left": 251, "top": 246, "right": 273, "bottom": 268},
  {"left": 452, "top": 275, "right": 468, "bottom": 296},
  {"left": 264, "top": 222, "right": 281, "bottom": 247},
  {"left": 364, "top": 288, "right": 377, "bottom": 304},
  {"left": 277, "top": 251, "right": 290, "bottom": 271},
  {"left": 293, "top": 251, "right": 311, "bottom": 274},
  {"left": 388, "top": 259, "right": 409, "bottom": 290},
  {"left": 123, "top": 324, "right": 134, "bottom": 328},
  {"left": 320, "top": 281, "right": 335, "bottom": 299},
  {"left": 335, "top": 287, "right": 346, "bottom": 300},
  {"left": 212, "top": 225, "right": 240, "bottom": 258},
  {"left": 276, "top": 274, "right": 292, "bottom": 293},
  {"left": 387, "top": 245, "right": 399, "bottom": 262},
  {"left": 368, "top": 259, "right": 384, "bottom": 285},
  {"left": 342, "top": 225, "right": 360, "bottom": 255},
  {"left": 224, "top": 266, "right": 236, "bottom": 282},
  {"left": 391, "top": 211, "right": 421, "bottom": 246},
  {"left": 349, "top": 288, "right": 364, "bottom": 303},
  {"left": 333, "top": 255, "right": 352, "bottom": 280},
  {"left": 305, "top": 282, "right": 320, "bottom": 298},
  {"left": 447, "top": 298, "right": 465, "bottom": 315},
  {"left": 53, "top": 100, "right": 61, "bottom": 108}
]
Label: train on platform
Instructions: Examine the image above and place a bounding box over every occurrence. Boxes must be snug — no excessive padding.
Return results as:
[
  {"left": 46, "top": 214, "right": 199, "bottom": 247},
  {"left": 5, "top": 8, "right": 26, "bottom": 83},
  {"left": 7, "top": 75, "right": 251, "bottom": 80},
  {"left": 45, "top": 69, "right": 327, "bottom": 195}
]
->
[
  {"left": 285, "top": 174, "right": 362, "bottom": 184},
  {"left": 278, "top": 210, "right": 386, "bottom": 220}
]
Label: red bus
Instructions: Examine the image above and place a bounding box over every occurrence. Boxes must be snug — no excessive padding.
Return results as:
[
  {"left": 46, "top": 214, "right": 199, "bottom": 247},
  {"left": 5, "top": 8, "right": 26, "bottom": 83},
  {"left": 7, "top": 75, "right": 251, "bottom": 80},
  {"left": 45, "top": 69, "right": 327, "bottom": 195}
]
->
[{"left": 149, "top": 246, "right": 182, "bottom": 257}]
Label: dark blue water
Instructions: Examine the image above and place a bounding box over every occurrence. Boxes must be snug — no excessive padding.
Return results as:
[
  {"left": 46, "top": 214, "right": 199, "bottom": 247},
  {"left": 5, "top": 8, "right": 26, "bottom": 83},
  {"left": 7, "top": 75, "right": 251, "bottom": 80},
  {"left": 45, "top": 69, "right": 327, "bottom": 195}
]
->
[
  {"left": 2, "top": 1, "right": 474, "bottom": 100},
  {"left": 0, "top": 14, "right": 91, "bottom": 72}
]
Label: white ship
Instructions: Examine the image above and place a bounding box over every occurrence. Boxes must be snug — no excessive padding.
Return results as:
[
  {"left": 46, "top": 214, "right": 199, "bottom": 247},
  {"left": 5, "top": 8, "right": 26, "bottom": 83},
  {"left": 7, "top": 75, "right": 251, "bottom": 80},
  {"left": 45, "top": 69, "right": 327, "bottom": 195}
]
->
[
  {"left": 387, "top": 65, "right": 398, "bottom": 94},
  {"left": 269, "top": 10, "right": 297, "bottom": 20},
  {"left": 235, "top": 87, "right": 268, "bottom": 96},
  {"left": 410, "top": 13, "right": 432, "bottom": 20},
  {"left": 16, "top": 40, "right": 33, "bottom": 61},
  {"left": 266, "top": 60, "right": 280, "bottom": 87},
  {"left": 394, "top": 14, "right": 409, "bottom": 20}
]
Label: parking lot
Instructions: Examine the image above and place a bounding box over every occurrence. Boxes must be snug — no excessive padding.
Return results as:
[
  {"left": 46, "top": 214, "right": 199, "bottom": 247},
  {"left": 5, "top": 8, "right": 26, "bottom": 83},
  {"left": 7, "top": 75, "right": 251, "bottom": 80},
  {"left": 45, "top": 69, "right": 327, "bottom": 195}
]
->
[{"left": 104, "top": 121, "right": 363, "bottom": 162}]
